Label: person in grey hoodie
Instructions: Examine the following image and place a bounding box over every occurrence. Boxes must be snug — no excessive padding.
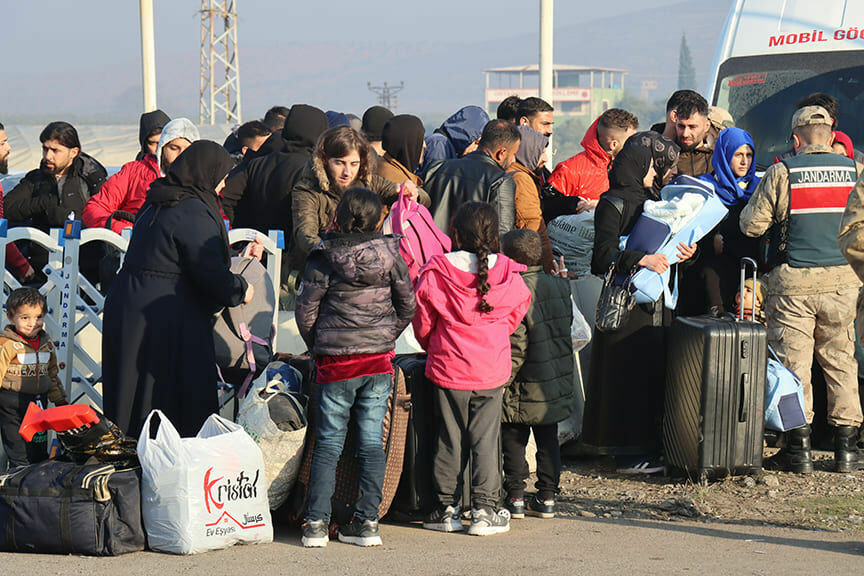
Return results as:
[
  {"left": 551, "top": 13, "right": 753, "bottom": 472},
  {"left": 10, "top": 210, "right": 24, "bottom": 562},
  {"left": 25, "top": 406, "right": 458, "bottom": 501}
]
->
[{"left": 295, "top": 186, "right": 416, "bottom": 549}]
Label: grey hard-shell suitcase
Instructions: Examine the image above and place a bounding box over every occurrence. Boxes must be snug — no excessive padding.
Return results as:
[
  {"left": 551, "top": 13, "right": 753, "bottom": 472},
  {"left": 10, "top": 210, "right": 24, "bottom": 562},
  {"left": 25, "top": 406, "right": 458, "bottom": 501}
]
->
[{"left": 663, "top": 258, "right": 767, "bottom": 481}]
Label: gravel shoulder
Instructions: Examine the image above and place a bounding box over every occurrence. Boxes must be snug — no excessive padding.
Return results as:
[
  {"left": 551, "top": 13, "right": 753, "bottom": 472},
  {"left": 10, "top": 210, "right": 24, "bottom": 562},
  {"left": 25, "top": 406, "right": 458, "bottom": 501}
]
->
[{"left": 557, "top": 448, "right": 864, "bottom": 532}]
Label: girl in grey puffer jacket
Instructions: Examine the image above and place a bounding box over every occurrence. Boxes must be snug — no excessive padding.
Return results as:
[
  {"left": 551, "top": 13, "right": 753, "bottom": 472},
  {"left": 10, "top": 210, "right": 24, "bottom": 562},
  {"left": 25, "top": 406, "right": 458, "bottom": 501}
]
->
[{"left": 295, "top": 186, "right": 415, "bottom": 548}]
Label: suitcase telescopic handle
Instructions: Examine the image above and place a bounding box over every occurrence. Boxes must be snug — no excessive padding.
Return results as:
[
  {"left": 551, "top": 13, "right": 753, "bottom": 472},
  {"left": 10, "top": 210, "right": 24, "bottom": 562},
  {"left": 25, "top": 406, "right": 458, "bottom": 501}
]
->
[{"left": 738, "top": 257, "right": 758, "bottom": 322}]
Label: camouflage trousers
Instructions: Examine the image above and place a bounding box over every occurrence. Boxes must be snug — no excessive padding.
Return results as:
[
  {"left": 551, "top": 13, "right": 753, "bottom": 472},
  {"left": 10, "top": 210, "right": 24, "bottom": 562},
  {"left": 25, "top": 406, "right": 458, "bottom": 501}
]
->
[{"left": 766, "top": 288, "right": 863, "bottom": 427}]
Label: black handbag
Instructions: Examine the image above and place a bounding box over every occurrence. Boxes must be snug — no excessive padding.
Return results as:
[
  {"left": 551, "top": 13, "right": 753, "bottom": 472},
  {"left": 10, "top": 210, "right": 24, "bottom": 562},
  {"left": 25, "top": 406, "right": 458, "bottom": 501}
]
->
[{"left": 595, "top": 263, "right": 635, "bottom": 333}]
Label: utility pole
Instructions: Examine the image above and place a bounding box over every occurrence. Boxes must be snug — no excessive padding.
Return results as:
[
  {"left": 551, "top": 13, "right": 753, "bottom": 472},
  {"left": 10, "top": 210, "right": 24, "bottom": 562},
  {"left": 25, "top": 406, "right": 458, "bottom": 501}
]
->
[
  {"left": 199, "top": 0, "right": 242, "bottom": 125},
  {"left": 367, "top": 81, "right": 404, "bottom": 113},
  {"left": 139, "top": 0, "right": 157, "bottom": 112},
  {"left": 539, "top": 0, "right": 554, "bottom": 163}
]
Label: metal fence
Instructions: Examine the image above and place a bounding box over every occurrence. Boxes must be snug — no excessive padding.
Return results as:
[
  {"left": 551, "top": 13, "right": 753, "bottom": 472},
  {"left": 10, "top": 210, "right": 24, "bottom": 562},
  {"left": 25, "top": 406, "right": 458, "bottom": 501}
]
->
[{"left": 0, "top": 219, "right": 283, "bottom": 409}]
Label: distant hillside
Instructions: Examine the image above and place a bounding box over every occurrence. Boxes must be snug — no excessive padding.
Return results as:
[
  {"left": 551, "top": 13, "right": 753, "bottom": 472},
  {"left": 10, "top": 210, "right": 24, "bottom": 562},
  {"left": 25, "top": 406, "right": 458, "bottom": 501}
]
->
[{"left": 3, "top": 0, "right": 732, "bottom": 122}]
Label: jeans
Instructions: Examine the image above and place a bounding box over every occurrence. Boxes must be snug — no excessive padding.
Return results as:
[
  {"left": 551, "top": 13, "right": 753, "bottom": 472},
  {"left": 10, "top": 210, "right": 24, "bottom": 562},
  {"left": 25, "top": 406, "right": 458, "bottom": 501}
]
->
[{"left": 306, "top": 373, "right": 392, "bottom": 523}]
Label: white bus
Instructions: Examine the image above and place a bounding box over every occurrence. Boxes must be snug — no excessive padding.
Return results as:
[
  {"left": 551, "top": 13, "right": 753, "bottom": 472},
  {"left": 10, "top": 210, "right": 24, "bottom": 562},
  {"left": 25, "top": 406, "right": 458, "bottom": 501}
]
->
[{"left": 708, "top": 0, "right": 864, "bottom": 168}]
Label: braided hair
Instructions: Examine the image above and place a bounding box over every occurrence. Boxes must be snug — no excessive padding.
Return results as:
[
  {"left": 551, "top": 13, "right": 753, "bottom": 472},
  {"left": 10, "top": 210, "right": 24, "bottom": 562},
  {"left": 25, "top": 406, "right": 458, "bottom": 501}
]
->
[{"left": 451, "top": 202, "right": 500, "bottom": 313}]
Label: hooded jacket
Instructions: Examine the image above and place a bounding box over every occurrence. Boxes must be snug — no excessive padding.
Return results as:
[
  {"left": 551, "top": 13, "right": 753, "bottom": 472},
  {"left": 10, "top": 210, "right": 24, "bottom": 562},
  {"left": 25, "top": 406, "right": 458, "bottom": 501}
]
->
[
  {"left": 6, "top": 152, "right": 107, "bottom": 231},
  {"left": 224, "top": 104, "right": 329, "bottom": 231},
  {"left": 423, "top": 150, "right": 517, "bottom": 237},
  {"left": 421, "top": 106, "right": 489, "bottom": 170},
  {"left": 291, "top": 155, "right": 400, "bottom": 270},
  {"left": 295, "top": 232, "right": 416, "bottom": 356},
  {"left": 509, "top": 161, "right": 554, "bottom": 271},
  {"left": 503, "top": 266, "right": 575, "bottom": 426},
  {"left": 547, "top": 117, "right": 611, "bottom": 200},
  {"left": 138, "top": 110, "right": 170, "bottom": 148},
  {"left": 83, "top": 153, "right": 160, "bottom": 232},
  {"left": 413, "top": 252, "right": 531, "bottom": 390},
  {"left": 0, "top": 326, "right": 66, "bottom": 404}
]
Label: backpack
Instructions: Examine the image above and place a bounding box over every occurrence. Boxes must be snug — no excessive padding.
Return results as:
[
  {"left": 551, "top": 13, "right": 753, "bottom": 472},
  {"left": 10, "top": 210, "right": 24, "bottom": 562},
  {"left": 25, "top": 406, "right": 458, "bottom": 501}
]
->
[
  {"left": 213, "top": 257, "right": 276, "bottom": 400},
  {"left": 382, "top": 191, "right": 451, "bottom": 282}
]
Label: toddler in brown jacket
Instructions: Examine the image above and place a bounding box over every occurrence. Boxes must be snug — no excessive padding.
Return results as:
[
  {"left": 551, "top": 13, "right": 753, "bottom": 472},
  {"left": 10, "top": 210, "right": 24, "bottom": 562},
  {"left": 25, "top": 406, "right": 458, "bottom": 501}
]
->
[{"left": 0, "top": 287, "right": 67, "bottom": 468}]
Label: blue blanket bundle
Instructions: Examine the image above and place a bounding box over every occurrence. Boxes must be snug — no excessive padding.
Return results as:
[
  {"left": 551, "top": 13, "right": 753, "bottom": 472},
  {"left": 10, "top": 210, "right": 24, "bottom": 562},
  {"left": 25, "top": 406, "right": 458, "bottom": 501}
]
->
[{"left": 622, "top": 175, "right": 728, "bottom": 307}]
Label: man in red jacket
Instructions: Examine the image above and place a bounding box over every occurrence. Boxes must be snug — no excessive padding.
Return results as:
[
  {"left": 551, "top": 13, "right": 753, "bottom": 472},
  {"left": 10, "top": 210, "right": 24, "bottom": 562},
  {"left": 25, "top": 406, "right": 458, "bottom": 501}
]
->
[
  {"left": 0, "top": 122, "right": 35, "bottom": 281},
  {"left": 82, "top": 110, "right": 170, "bottom": 233},
  {"left": 546, "top": 108, "right": 638, "bottom": 212}
]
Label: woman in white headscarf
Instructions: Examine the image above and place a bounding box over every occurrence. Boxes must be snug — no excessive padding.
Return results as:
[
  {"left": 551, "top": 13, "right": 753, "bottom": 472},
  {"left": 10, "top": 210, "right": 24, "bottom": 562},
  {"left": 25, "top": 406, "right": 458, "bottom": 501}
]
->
[{"left": 155, "top": 118, "right": 200, "bottom": 176}]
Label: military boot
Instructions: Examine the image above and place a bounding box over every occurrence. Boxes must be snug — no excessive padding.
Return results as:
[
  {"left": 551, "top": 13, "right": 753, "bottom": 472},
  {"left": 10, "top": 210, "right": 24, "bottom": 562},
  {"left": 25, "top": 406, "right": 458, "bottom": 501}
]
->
[
  {"left": 833, "top": 425, "right": 861, "bottom": 473},
  {"left": 764, "top": 425, "right": 813, "bottom": 474}
]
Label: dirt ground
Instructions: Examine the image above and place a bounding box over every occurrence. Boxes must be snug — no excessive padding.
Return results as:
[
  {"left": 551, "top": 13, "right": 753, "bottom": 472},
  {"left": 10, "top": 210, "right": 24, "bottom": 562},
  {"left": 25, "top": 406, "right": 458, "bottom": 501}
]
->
[{"left": 556, "top": 447, "right": 864, "bottom": 533}]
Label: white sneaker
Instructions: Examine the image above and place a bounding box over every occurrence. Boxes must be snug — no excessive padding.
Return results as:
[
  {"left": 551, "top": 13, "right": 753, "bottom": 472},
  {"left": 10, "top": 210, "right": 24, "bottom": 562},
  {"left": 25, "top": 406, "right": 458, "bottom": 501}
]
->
[{"left": 467, "top": 507, "right": 510, "bottom": 536}]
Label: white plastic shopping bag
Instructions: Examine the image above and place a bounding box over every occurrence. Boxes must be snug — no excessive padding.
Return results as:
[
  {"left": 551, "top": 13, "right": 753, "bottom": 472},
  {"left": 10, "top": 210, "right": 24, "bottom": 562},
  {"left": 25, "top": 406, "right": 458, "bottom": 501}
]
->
[
  {"left": 237, "top": 362, "right": 307, "bottom": 509},
  {"left": 137, "top": 410, "right": 274, "bottom": 555},
  {"left": 571, "top": 296, "right": 592, "bottom": 352}
]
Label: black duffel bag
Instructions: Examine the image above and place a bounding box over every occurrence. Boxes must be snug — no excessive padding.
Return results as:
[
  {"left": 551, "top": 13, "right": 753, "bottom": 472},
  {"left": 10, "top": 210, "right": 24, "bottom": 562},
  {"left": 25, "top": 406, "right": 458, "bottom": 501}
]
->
[{"left": 0, "top": 459, "right": 145, "bottom": 556}]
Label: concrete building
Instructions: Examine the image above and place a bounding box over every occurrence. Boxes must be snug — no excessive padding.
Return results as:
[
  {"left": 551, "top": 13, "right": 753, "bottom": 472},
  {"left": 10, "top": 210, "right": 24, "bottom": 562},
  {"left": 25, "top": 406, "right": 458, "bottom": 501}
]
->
[{"left": 484, "top": 64, "right": 627, "bottom": 120}]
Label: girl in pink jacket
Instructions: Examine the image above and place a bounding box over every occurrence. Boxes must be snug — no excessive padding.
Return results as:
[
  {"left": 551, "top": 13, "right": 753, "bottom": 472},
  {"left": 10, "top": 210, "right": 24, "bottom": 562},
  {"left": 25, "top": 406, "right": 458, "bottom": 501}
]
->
[{"left": 413, "top": 202, "right": 531, "bottom": 537}]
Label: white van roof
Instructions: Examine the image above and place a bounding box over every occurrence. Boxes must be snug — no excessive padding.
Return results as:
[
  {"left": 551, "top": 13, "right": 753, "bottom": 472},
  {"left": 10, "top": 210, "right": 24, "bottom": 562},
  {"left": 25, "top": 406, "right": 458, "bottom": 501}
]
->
[
  {"left": 709, "top": 0, "right": 864, "bottom": 101},
  {"left": 716, "top": 0, "right": 864, "bottom": 61}
]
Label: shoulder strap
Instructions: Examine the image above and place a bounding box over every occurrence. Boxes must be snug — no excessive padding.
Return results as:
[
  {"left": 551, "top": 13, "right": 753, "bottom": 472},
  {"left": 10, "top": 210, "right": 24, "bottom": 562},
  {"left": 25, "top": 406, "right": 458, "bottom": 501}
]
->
[{"left": 604, "top": 194, "right": 625, "bottom": 216}]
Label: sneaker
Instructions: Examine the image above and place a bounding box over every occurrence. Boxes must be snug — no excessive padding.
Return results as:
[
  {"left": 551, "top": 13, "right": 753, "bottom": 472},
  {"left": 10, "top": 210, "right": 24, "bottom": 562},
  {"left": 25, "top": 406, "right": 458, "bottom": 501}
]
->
[
  {"left": 616, "top": 456, "right": 664, "bottom": 475},
  {"left": 301, "top": 519, "right": 329, "bottom": 548},
  {"left": 338, "top": 517, "right": 382, "bottom": 547},
  {"left": 423, "top": 505, "right": 464, "bottom": 532},
  {"left": 505, "top": 496, "right": 525, "bottom": 519},
  {"left": 466, "top": 506, "right": 510, "bottom": 536},
  {"left": 526, "top": 494, "right": 555, "bottom": 519}
]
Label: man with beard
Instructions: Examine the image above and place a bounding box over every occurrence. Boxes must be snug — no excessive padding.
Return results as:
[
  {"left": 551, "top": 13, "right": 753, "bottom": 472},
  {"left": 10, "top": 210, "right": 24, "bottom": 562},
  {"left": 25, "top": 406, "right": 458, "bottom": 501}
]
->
[
  {"left": 517, "top": 97, "right": 554, "bottom": 137},
  {"left": 6, "top": 122, "right": 107, "bottom": 277},
  {"left": 0, "top": 122, "right": 34, "bottom": 281},
  {"left": 671, "top": 91, "right": 713, "bottom": 177},
  {"left": 291, "top": 126, "right": 428, "bottom": 272}
]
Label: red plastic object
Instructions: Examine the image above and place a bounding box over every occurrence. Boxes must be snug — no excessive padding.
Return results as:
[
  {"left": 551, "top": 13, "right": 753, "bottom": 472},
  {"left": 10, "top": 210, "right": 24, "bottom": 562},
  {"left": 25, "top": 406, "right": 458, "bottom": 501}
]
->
[{"left": 18, "top": 403, "right": 101, "bottom": 441}]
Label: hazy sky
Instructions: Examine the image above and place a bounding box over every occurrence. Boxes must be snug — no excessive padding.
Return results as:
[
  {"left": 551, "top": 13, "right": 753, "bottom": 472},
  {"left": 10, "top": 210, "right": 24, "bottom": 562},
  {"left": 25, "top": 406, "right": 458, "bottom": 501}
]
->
[{"left": 2, "top": 0, "right": 720, "bottom": 119}]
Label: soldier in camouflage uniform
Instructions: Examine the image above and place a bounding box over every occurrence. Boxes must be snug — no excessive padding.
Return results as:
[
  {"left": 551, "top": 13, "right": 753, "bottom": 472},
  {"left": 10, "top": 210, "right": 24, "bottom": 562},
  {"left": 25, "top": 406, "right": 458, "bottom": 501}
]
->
[{"left": 740, "top": 106, "right": 863, "bottom": 473}]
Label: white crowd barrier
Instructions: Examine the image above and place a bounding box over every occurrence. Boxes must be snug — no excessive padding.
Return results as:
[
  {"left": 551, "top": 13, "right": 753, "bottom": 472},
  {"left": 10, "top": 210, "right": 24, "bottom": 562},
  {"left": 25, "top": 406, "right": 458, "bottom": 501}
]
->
[{"left": 0, "top": 219, "right": 285, "bottom": 410}]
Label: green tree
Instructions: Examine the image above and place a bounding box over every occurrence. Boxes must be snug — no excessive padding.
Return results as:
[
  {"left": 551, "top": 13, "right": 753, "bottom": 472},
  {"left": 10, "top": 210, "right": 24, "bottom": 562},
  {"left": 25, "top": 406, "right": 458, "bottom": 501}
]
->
[{"left": 678, "top": 33, "right": 696, "bottom": 91}]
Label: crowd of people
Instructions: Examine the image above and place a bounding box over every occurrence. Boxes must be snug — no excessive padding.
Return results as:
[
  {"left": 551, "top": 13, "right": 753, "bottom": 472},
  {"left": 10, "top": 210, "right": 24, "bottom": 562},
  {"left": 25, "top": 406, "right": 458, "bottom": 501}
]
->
[{"left": 1, "top": 86, "right": 864, "bottom": 547}]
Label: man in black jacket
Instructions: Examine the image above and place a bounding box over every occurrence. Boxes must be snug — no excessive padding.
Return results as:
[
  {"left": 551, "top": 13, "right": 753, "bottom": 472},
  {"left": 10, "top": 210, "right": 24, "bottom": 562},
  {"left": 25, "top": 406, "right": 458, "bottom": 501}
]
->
[
  {"left": 224, "top": 105, "right": 329, "bottom": 233},
  {"left": 423, "top": 119, "right": 520, "bottom": 236},
  {"left": 6, "top": 122, "right": 107, "bottom": 276}
]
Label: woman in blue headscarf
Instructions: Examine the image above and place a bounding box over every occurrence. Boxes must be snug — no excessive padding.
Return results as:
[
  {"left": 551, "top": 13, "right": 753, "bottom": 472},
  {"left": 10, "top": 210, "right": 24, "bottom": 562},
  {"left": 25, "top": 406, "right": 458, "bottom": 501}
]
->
[{"left": 700, "top": 127, "right": 762, "bottom": 310}]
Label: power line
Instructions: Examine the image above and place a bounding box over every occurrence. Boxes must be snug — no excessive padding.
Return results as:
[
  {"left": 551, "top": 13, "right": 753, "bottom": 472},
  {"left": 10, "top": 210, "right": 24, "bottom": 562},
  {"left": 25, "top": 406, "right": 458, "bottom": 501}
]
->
[{"left": 367, "top": 81, "right": 404, "bottom": 113}]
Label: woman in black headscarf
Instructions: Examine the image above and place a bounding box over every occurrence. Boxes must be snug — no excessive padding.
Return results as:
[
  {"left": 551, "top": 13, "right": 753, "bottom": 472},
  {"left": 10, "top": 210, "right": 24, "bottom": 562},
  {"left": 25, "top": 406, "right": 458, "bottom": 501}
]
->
[
  {"left": 582, "top": 131, "right": 696, "bottom": 474},
  {"left": 375, "top": 114, "right": 429, "bottom": 200},
  {"left": 102, "top": 141, "right": 254, "bottom": 438}
]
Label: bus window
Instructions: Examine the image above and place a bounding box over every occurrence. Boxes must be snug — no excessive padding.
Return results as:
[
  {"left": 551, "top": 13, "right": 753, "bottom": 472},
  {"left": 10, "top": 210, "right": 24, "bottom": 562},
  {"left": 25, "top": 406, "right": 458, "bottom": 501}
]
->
[{"left": 713, "top": 51, "right": 864, "bottom": 169}]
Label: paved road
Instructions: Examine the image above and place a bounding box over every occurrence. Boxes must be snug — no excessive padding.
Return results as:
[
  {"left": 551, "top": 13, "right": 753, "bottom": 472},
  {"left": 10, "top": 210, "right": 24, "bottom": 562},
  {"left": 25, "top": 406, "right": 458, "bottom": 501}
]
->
[{"left": 5, "top": 516, "right": 863, "bottom": 575}]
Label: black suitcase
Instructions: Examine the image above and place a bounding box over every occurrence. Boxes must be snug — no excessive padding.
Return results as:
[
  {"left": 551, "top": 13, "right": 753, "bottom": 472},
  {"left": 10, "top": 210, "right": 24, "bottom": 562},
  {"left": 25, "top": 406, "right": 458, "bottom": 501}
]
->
[
  {"left": 664, "top": 259, "right": 767, "bottom": 481},
  {"left": 390, "top": 354, "right": 435, "bottom": 517},
  {"left": 0, "top": 459, "right": 145, "bottom": 555}
]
